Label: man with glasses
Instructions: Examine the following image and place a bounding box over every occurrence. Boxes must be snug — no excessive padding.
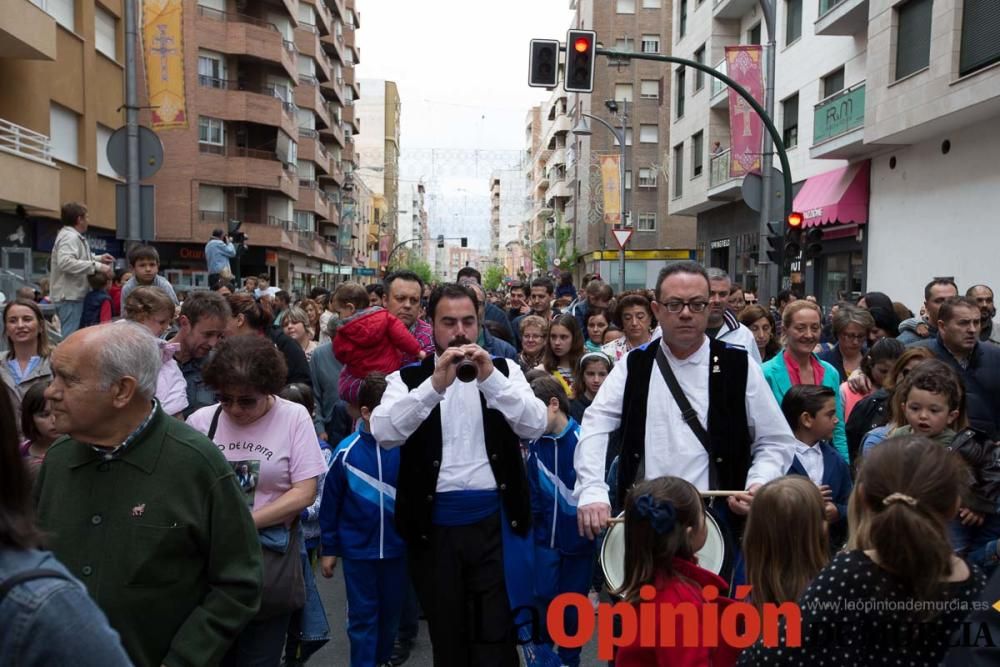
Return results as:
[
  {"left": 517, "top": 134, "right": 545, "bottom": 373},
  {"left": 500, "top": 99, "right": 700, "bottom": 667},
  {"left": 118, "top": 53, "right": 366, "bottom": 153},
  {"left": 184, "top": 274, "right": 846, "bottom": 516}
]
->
[
  {"left": 574, "top": 262, "right": 797, "bottom": 566},
  {"left": 706, "top": 269, "right": 761, "bottom": 364}
]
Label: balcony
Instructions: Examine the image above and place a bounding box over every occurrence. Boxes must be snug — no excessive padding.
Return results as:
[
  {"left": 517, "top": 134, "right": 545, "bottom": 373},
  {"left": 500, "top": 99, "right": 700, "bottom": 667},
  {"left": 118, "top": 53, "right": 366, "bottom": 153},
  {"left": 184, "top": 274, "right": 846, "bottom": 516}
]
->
[
  {"left": 295, "top": 77, "right": 331, "bottom": 127},
  {"left": 197, "top": 77, "right": 299, "bottom": 138},
  {"left": 195, "top": 6, "right": 297, "bottom": 80},
  {"left": 713, "top": 0, "right": 758, "bottom": 19},
  {"left": 815, "top": 0, "right": 869, "bottom": 37},
  {"left": 297, "top": 180, "right": 331, "bottom": 218},
  {"left": 295, "top": 27, "right": 331, "bottom": 81},
  {"left": 706, "top": 149, "right": 742, "bottom": 200},
  {"left": 343, "top": 24, "right": 355, "bottom": 52},
  {"left": 319, "top": 160, "right": 345, "bottom": 186},
  {"left": 320, "top": 31, "right": 346, "bottom": 64},
  {"left": 301, "top": 0, "right": 332, "bottom": 34},
  {"left": 343, "top": 136, "right": 356, "bottom": 164},
  {"left": 321, "top": 76, "right": 344, "bottom": 106},
  {"left": 549, "top": 147, "right": 567, "bottom": 167},
  {"left": 0, "top": 118, "right": 60, "bottom": 211},
  {"left": 1, "top": 0, "right": 56, "bottom": 60},
  {"left": 319, "top": 111, "right": 344, "bottom": 146},
  {"left": 298, "top": 129, "right": 331, "bottom": 174},
  {"left": 546, "top": 180, "right": 572, "bottom": 203},
  {"left": 810, "top": 82, "right": 867, "bottom": 159},
  {"left": 196, "top": 143, "right": 298, "bottom": 199},
  {"left": 710, "top": 59, "right": 729, "bottom": 108},
  {"left": 342, "top": 103, "right": 360, "bottom": 133},
  {"left": 343, "top": 65, "right": 356, "bottom": 90}
]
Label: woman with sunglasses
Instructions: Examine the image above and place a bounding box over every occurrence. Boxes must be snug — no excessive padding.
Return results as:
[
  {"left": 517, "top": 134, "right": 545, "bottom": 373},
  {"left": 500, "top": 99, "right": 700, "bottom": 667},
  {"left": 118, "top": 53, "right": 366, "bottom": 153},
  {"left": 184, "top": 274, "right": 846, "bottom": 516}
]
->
[{"left": 187, "top": 335, "right": 327, "bottom": 666}]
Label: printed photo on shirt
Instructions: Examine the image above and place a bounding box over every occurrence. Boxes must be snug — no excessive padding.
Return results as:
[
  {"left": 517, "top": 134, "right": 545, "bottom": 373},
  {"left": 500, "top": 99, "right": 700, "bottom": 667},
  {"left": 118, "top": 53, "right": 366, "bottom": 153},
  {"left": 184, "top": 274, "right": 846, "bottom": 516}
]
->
[{"left": 230, "top": 460, "right": 260, "bottom": 508}]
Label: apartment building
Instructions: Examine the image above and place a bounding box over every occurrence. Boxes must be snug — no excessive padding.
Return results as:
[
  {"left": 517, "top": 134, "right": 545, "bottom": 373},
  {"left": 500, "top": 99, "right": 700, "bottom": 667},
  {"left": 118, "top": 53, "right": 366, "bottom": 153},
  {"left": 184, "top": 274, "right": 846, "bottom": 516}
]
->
[
  {"left": 522, "top": 104, "right": 544, "bottom": 275},
  {"left": 140, "top": 0, "right": 361, "bottom": 293},
  {"left": 669, "top": 0, "right": 867, "bottom": 302},
  {"left": 0, "top": 0, "right": 124, "bottom": 279},
  {"left": 489, "top": 167, "right": 524, "bottom": 269},
  {"left": 862, "top": 0, "right": 1000, "bottom": 309},
  {"left": 564, "top": 0, "right": 696, "bottom": 289},
  {"left": 670, "top": 0, "right": 999, "bottom": 308},
  {"left": 355, "top": 78, "right": 400, "bottom": 273}
]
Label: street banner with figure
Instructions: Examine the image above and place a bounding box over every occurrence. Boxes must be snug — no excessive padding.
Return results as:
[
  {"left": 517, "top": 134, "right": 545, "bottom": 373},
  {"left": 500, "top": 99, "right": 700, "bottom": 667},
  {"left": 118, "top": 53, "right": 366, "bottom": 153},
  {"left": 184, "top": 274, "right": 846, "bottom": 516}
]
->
[
  {"left": 143, "top": 0, "right": 187, "bottom": 129},
  {"left": 725, "top": 45, "right": 764, "bottom": 178},
  {"left": 600, "top": 155, "right": 621, "bottom": 225}
]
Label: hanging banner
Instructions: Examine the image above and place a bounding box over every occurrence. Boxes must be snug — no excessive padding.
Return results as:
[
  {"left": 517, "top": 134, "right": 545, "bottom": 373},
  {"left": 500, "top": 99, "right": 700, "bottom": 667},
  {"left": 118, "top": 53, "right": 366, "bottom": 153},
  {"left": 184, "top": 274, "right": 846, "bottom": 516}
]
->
[
  {"left": 143, "top": 0, "right": 187, "bottom": 130},
  {"left": 725, "top": 45, "right": 764, "bottom": 178},
  {"left": 600, "top": 155, "right": 621, "bottom": 225}
]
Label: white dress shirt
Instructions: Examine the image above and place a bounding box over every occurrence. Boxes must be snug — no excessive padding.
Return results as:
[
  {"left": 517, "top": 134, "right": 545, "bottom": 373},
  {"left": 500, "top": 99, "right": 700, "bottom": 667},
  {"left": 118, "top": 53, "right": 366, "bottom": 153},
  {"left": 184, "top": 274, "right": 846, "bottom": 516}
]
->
[
  {"left": 371, "top": 360, "right": 547, "bottom": 492},
  {"left": 794, "top": 440, "right": 825, "bottom": 486},
  {"left": 574, "top": 336, "right": 797, "bottom": 507}
]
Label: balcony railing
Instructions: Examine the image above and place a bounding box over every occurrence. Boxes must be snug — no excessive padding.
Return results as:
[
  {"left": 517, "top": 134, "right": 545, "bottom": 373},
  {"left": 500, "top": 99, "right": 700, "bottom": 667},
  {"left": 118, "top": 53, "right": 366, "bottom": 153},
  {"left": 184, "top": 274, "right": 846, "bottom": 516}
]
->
[
  {"left": 198, "top": 143, "right": 279, "bottom": 161},
  {"left": 282, "top": 39, "right": 297, "bottom": 55},
  {"left": 0, "top": 118, "right": 54, "bottom": 164},
  {"left": 709, "top": 149, "right": 737, "bottom": 188},
  {"left": 267, "top": 215, "right": 294, "bottom": 230},
  {"left": 300, "top": 127, "right": 318, "bottom": 138},
  {"left": 199, "top": 210, "right": 226, "bottom": 223},
  {"left": 710, "top": 59, "right": 728, "bottom": 98},
  {"left": 299, "top": 74, "right": 318, "bottom": 86},
  {"left": 813, "top": 82, "right": 865, "bottom": 144},
  {"left": 819, "top": 0, "right": 846, "bottom": 15},
  {"left": 196, "top": 5, "right": 278, "bottom": 31},
  {"left": 299, "top": 23, "right": 317, "bottom": 33},
  {"left": 299, "top": 178, "right": 318, "bottom": 189}
]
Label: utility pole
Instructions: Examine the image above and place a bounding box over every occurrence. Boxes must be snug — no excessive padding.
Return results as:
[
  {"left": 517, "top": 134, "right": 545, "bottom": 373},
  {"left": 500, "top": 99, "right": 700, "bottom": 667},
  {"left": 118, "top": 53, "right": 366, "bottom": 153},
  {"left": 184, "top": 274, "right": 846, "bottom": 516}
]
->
[
  {"left": 124, "top": 0, "right": 141, "bottom": 242},
  {"left": 758, "top": 0, "right": 778, "bottom": 301},
  {"left": 618, "top": 99, "right": 628, "bottom": 294}
]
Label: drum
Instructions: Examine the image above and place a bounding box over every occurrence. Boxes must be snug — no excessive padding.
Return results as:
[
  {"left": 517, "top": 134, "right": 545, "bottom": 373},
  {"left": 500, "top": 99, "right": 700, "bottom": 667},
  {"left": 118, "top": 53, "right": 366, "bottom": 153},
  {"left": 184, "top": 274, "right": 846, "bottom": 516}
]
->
[{"left": 599, "top": 511, "right": 726, "bottom": 594}]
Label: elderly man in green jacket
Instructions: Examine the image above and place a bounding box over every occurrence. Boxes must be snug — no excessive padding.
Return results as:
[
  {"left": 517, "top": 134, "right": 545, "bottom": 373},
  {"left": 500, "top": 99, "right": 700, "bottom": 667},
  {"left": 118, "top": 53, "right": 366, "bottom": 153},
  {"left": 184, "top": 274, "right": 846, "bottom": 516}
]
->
[{"left": 34, "top": 322, "right": 262, "bottom": 667}]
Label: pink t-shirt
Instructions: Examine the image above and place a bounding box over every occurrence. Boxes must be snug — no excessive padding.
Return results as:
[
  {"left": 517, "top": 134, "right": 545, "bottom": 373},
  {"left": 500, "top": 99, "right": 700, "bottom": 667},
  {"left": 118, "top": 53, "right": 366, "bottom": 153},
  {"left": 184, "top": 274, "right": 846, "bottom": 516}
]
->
[{"left": 187, "top": 396, "right": 327, "bottom": 512}]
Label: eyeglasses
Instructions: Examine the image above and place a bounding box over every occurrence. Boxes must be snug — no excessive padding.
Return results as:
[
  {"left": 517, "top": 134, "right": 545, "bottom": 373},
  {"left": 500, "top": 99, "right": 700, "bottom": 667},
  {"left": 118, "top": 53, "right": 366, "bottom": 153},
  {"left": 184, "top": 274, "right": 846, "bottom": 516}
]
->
[
  {"left": 216, "top": 394, "right": 265, "bottom": 409},
  {"left": 840, "top": 332, "right": 867, "bottom": 342},
  {"left": 522, "top": 333, "right": 544, "bottom": 341},
  {"left": 658, "top": 300, "right": 710, "bottom": 313}
]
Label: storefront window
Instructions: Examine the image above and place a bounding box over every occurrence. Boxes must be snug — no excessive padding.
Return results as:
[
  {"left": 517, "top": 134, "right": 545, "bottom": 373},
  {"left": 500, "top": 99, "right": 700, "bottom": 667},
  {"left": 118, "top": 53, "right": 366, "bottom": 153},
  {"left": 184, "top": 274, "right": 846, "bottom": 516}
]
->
[{"left": 820, "top": 251, "right": 863, "bottom": 309}]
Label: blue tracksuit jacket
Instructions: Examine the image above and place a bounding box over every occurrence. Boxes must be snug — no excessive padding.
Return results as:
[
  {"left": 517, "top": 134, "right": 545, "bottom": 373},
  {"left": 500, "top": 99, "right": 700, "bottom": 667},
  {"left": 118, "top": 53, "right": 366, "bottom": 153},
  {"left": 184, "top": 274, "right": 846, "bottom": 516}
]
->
[
  {"left": 526, "top": 418, "right": 594, "bottom": 556},
  {"left": 319, "top": 425, "right": 405, "bottom": 560}
]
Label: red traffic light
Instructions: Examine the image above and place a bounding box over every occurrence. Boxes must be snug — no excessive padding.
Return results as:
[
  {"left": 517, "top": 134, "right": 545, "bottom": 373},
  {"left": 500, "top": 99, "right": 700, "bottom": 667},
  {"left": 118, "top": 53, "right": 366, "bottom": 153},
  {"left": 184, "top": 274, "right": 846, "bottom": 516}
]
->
[
  {"left": 787, "top": 211, "right": 804, "bottom": 228},
  {"left": 574, "top": 37, "right": 591, "bottom": 52}
]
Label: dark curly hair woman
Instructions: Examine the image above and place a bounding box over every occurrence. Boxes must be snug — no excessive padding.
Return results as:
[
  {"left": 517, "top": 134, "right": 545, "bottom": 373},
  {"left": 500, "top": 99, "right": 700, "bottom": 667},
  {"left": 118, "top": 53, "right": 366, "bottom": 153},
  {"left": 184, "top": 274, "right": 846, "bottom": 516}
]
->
[{"left": 185, "top": 335, "right": 328, "bottom": 665}]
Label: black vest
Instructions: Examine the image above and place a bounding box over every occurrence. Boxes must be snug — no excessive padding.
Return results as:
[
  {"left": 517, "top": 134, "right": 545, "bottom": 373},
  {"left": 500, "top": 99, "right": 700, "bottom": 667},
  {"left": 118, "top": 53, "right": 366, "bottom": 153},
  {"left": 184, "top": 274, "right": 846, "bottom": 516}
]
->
[
  {"left": 396, "top": 357, "right": 532, "bottom": 545},
  {"left": 616, "top": 338, "right": 752, "bottom": 506}
]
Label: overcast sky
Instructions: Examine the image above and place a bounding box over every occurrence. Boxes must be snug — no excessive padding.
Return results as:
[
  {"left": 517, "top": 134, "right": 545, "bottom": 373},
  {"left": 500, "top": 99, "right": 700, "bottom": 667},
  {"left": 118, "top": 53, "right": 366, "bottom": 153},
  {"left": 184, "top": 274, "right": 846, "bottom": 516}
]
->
[{"left": 355, "top": 0, "right": 574, "bottom": 248}]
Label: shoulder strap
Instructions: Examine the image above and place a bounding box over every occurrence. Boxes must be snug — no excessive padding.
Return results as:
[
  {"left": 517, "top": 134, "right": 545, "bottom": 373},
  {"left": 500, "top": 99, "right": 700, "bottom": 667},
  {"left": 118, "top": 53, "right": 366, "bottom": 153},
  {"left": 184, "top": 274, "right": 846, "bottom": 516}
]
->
[
  {"left": 0, "top": 569, "right": 72, "bottom": 601},
  {"left": 207, "top": 404, "right": 224, "bottom": 440},
  {"left": 654, "top": 345, "right": 717, "bottom": 489}
]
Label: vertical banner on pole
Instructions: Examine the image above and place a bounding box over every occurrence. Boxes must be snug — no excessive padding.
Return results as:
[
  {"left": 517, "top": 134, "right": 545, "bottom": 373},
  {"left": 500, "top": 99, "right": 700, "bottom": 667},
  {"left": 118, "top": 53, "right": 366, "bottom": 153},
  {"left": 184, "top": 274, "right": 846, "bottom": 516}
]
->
[
  {"left": 599, "top": 155, "right": 621, "bottom": 225},
  {"left": 143, "top": 0, "right": 187, "bottom": 129},
  {"left": 725, "top": 46, "right": 764, "bottom": 178}
]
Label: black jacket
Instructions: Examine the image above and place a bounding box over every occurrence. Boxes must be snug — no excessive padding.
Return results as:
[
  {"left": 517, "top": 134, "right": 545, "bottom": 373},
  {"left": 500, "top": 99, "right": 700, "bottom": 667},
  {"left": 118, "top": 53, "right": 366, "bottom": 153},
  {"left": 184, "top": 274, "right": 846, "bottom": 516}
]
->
[
  {"left": 950, "top": 428, "right": 1000, "bottom": 514},
  {"left": 268, "top": 327, "right": 313, "bottom": 386},
  {"left": 914, "top": 336, "right": 1000, "bottom": 439}
]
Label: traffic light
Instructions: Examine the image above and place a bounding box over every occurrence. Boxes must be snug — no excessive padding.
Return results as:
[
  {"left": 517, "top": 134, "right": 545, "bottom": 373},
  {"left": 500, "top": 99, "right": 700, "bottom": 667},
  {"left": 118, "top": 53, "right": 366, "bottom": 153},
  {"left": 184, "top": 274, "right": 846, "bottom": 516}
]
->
[
  {"left": 784, "top": 211, "right": 804, "bottom": 259},
  {"left": 529, "top": 39, "right": 559, "bottom": 88},
  {"left": 437, "top": 234, "right": 444, "bottom": 249},
  {"left": 766, "top": 221, "right": 783, "bottom": 264},
  {"left": 564, "top": 30, "right": 596, "bottom": 93},
  {"left": 804, "top": 227, "right": 823, "bottom": 260},
  {"left": 460, "top": 237, "right": 468, "bottom": 248}
]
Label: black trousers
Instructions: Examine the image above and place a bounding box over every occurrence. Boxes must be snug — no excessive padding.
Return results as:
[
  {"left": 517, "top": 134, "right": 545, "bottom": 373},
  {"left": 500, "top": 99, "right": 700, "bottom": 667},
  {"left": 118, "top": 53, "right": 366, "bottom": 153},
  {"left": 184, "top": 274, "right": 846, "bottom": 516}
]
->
[{"left": 408, "top": 513, "right": 519, "bottom": 667}]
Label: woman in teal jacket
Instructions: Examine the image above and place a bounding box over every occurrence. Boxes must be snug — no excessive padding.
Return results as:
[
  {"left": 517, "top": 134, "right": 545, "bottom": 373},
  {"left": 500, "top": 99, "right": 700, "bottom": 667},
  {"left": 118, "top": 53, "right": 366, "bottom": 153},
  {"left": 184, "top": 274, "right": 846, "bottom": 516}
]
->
[{"left": 763, "top": 300, "right": 848, "bottom": 460}]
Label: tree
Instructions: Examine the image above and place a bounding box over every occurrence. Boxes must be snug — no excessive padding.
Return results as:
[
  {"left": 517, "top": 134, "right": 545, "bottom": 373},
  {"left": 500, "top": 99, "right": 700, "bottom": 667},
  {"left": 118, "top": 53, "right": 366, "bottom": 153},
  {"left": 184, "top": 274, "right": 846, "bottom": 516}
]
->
[
  {"left": 555, "top": 224, "right": 577, "bottom": 270},
  {"left": 483, "top": 265, "right": 505, "bottom": 291},
  {"left": 531, "top": 242, "right": 549, "bottom": 276},
  {"left": 404, "top": 256, "right": 434, "bottom": 286}
]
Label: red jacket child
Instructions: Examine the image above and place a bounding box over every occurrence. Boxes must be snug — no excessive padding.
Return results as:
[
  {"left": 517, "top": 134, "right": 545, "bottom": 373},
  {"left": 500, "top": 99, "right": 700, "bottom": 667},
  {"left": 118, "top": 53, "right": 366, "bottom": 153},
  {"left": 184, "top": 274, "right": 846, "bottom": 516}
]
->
[
  {"left": 615, "top": 557, "right": 741, "bottom": 667},
  {"left": 333, "top": 306, "right": 424, "bottom": 378}
]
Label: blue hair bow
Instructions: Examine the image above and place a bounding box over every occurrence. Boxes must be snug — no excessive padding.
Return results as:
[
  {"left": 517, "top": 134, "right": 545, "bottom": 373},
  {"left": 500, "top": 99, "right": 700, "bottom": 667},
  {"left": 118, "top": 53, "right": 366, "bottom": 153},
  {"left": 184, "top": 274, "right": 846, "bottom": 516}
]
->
[{"left": 634, "top": 494, "right": 677, "bottom": 534}]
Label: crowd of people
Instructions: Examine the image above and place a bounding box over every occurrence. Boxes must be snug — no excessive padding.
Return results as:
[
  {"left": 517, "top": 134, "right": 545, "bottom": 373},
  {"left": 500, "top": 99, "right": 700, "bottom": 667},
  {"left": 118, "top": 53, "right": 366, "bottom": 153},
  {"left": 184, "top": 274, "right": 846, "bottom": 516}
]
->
[{"left": 4, "top": 201, "right": 1000, "bottom": 666}]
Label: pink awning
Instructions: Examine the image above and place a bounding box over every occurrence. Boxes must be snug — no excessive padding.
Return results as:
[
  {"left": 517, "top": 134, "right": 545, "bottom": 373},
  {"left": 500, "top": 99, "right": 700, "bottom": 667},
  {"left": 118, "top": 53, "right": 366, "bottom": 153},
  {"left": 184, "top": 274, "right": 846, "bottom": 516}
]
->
[{"left": 794, "top": 161, "right": 870, "bottom": 228}]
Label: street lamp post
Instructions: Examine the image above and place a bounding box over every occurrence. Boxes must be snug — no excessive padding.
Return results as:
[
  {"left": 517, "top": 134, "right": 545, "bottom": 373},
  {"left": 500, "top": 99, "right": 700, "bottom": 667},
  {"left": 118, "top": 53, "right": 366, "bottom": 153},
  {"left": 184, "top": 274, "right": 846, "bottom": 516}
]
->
[{"left": 572, "top": 101, "right": 628, "bottom": 293}]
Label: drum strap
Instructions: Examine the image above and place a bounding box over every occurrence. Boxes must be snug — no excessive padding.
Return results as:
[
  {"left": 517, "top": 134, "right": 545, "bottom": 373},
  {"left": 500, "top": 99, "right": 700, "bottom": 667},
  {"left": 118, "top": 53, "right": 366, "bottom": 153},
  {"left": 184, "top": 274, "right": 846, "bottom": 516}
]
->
[{"left": 654, "top": 346, "right": 718, "bottom": 491}]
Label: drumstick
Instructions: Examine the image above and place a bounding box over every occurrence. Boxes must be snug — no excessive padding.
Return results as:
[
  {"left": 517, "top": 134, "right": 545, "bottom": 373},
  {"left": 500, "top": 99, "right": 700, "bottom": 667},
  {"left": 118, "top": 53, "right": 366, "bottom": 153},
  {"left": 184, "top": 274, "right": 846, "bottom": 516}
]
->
[{"left": 606, "top": 490, "right": 746, "bottom": 524}]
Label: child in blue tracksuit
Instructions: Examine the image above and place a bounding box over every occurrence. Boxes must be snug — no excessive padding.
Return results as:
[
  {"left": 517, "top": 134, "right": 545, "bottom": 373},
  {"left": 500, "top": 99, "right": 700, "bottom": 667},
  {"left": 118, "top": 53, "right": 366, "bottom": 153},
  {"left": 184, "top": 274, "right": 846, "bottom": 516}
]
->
[
  {"left": 526, "top": 375, "right": 595, "bottom": 667},
  {"left": 781, "top": 384, "right": 853, "bottom": 550},
  {"left": 319, "top": 372, "right": 405, "bottom": 667}
]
